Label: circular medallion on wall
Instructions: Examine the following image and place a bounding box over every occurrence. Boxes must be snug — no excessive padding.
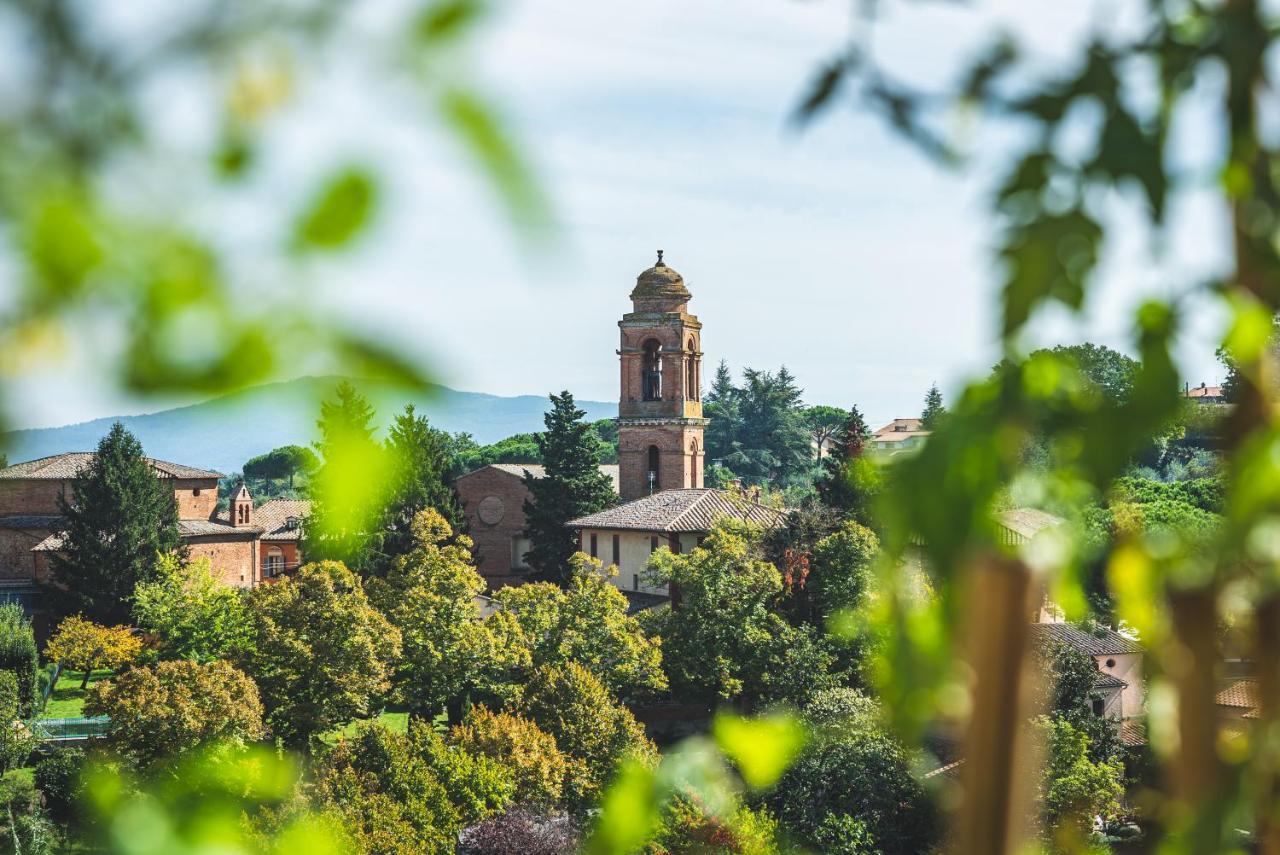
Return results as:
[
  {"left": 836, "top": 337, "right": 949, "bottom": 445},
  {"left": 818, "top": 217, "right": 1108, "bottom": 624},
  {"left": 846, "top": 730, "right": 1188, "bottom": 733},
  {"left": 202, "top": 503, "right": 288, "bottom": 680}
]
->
[{"left": 477, "top": 495, "right": 505, "bottom": 526}]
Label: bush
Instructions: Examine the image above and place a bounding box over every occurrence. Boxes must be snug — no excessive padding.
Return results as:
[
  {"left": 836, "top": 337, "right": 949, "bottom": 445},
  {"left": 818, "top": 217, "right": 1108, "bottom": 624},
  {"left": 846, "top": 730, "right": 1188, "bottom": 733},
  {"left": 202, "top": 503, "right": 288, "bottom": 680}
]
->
[
  {"left": 0, "top": 604, "right": 38, "bottom": 715},
  {"left": 450, "top": 706, "right": 568, "bottom": 809},
  {"left": 34, "top": 747, "right": 85, "bottom": 821},
  {"left": 0, "top": 671, "right": 35, "bottom": 773},
  {"left": 456, "top": 807, "right": 578, "bottom": 855}
]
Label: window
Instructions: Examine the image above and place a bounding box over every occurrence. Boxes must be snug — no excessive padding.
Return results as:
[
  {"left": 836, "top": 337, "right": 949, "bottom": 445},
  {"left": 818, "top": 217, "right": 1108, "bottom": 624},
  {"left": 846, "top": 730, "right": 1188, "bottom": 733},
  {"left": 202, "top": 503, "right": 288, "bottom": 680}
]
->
[
  {"left": 642, "top": 339, "right": 662, "bottom": 400},
  {"left": 647, "top": 445, "right": 660, "bottom": 491},
  {"left": 193, "top": 488, "right": 201, "bottom": 497},
  {"left": 671, "top": 537, "right": 681, "bottom": 555},
  {"left": 589, "top": 533, "right": 598, "bottom": 558},
  {"left": 264, "top": 548, "right": 285, "bottom": 577},
  {"left": 1092, "top": 698, "right": 1105, "bottom": 717},
  {"left": 1105, "top": 658, "right": 1116, "bottom": 669},
  {"left": 686, "top": 337, "right": 699, "bottom": 401},
  {"left": 650, "top": 536, "right": 659, "bottom": 553},
  {"left": 612, "top": 534, "right": 620, "bottom": 566},
  {"left": 633, "top": 574, "right": 640, "bottom": 591}
]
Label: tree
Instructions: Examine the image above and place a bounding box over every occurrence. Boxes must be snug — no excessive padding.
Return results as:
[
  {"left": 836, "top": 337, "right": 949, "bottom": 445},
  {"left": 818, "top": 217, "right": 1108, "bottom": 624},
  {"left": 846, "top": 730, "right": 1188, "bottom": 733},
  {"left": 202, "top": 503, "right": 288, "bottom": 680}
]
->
[
  {"left": 488, "top": 555, "right": 666, "bottom": 704},
  {"left": 43, "top": 617, "right": 142, "bottom": 689},
  {"left": 703, "top": 360, "right": 743, "bottom": 466},
  {"left": 522, "top": 392, "right": 616, "bottom": 584},
  {"left": 803, "top": 405, "right": 849, "bottom": 462},
  {"left": 365, "top": 404, "right": 467, "bottom": 576},
  {"left": 763, "top": 692, "right": 940, "bottom": 855},
  {"left": 84, "top": 659, "right": 265, "bottom": 768},
  {"left": 643, "top": 519, "right": 837, "bottom": 708},
  {"left": 814, "top": 405, "right": 879, "bottom": 525},
  {"left": 304, "top": 381, "right": 390, "bottom": 573},
  {"left": 1043, "top": 344, "right": 1138, "bottom": 405},
  {"left": 450, "top": 706, "right": 569, "bottom": 809},
  {"left": 919, "top": 383, "right": 945, "bottom": 429},
  {"left": 240, "top": 561, "right": 401, "bottom": 748},
  {"left": 33, "top": 748, "right": 84, "bottom": 824},
  {"left": 1033, "top": 639, "right": 1125, "bottom": 767},
  {"left": 1034, "top": 716, "right": 1124, "bottom": 846},
  {"left": 310, "top": 722, "right": 512, "bottom": 855},
  {"left": 366, "top": 510, "right": 509, "bottom": 720},
  {"left": 0, "top": 672, "right": 34, "bottom": 774},
  {"left": 725, "top": 367, "right": 812, "bottom": 485},
  {"left": 513, "top": 662, "right": 656, "bottom": 812},
  {"left": 0, "top": 604, "right": 38, "bottom": 716},
  {"left": 457, "top": 807, "right": 579, "bottom": 855},
  {"left": 132, "top": 553, "right": 253, "bottom": 662},
  {"left": 242, "top": 445, "right": 318, "bottom": 488},
  {"left": 48, "top": 423, "right": 182, "bottom": 623}
]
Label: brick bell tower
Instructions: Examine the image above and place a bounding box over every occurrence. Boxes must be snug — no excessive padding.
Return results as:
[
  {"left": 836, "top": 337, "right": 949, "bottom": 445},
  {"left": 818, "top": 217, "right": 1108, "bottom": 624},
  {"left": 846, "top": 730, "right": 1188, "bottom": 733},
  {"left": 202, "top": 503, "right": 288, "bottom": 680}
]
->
[{"left": 617, "top": 251, "right": 707, "bottom": 501}]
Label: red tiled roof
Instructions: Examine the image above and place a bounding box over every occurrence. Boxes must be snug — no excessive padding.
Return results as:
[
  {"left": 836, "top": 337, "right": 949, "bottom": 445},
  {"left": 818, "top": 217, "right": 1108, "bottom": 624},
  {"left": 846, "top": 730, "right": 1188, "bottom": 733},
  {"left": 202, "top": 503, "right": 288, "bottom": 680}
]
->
[
  {"left": 254, "top": 498, "right": 311, "bottom": 542},
  {"left": 0, "top": 452, "right": 221, "bottom": 480},
  {"left": 1216, "top": 679, "right": 1258, "bottom": 710},
  {"left": 567, "top": 488, "right": 786, "bottom": 533},
  {"left": 1031, "top": 622, "right": 1143, "bottom": 656}
]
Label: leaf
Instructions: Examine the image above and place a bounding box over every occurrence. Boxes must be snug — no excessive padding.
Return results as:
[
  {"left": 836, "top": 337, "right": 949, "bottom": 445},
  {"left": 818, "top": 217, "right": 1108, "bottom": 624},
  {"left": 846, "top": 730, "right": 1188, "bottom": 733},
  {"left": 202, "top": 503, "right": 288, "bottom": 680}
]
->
[
  {"left": 712, "top": 711, "right": 807, "bottom": 790},
  {"left": 415, "top": 0, "right": 488, "bottom": 45},
  {"left": 999, "top": 206, "right": 1102, "bottom": 337},
  {"left": 792, "top": 53, "right": 853, "bottom": 125},
  {"left": 586, "top": 760, "right": 660, "bottom": 855},
  {"left": 439, "top": 88, "right": 552, "bottom": 229},
  {"left": 292, "top": 167, "right": 378, "bottom": 251}
]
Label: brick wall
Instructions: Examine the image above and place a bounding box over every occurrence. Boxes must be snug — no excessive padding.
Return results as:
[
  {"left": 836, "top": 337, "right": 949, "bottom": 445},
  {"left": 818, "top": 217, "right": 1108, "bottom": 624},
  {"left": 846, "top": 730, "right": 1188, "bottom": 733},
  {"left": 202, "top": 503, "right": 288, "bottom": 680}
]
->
[
  {"left": 0, "top": 480, "right": 69, "bottom": 516},
  {"left": 173, "top": 478, "right": 219, "bottom": 520},
  {"left": 0, "top": 528, "right": 49, "bottom": 581},
  {"left": 187, "top": 536, "right": 259, "bottom": 588},
  {"left": 617, "top": 424, "right": 704, "bottom": 500},
  {"left": 455, "top": 467, "right": 538, "bottom": 588}
]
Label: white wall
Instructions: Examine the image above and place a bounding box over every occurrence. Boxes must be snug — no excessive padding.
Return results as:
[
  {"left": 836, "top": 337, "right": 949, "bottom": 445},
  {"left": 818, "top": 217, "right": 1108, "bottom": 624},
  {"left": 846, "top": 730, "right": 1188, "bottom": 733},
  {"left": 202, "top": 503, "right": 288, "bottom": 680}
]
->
[
  {"left": 1096, "top": 651, "right": 1144, "bottom": 718},
  {"left": 580, "top": 527, "right": 697, "bottom": 596}
]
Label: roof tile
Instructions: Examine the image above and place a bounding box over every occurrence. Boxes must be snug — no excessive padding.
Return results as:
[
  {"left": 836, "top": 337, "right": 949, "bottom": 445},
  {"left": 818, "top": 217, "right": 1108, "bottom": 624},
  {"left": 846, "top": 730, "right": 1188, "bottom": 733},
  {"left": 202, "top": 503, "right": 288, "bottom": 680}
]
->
[{"left": 567, "top": 488, "right": 786, "bottom": 533}]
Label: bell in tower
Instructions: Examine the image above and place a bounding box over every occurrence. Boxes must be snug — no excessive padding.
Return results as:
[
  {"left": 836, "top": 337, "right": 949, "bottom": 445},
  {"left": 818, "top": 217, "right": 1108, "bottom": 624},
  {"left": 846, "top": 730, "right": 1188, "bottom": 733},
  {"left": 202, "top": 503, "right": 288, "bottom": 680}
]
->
[{"left": 616, "top": 252, "right": 708, "bottom": 500}]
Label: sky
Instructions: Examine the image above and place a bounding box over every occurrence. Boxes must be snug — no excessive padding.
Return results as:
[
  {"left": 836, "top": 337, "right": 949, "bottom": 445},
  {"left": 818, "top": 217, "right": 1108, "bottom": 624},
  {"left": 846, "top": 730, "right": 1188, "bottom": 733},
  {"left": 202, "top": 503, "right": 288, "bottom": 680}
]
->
[{"left": 7, "top": 0, "right": 1234, "bottom": 431}]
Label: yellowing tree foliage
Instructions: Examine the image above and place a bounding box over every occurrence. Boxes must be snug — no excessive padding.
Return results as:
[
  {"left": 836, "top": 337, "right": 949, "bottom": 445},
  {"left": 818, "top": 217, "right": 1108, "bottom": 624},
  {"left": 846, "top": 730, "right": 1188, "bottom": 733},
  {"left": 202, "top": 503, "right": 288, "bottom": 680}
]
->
[{"left": 44, "top": 616, "right": 142, "bottom": 689}]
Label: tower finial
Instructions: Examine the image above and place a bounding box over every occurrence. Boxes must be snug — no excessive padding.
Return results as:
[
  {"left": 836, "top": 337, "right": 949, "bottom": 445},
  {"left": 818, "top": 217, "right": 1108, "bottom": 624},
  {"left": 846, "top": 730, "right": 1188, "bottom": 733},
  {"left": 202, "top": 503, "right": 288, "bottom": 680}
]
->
[{"left": 656, "top": 249, "right": 664, "bottom": 266}]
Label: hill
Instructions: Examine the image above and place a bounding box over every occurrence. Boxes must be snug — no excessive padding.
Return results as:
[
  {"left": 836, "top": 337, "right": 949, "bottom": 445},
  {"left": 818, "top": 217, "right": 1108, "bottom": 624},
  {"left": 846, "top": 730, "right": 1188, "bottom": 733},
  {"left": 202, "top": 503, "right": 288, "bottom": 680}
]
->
[{"left": 1, "top": 376, "right": 616, "bottom": 475}]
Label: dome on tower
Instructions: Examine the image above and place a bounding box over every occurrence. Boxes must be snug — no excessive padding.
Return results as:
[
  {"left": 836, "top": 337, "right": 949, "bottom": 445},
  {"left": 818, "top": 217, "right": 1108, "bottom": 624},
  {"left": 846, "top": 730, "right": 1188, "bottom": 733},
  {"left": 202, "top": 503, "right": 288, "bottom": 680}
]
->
[{"left": 630, "top": 251, "right": 691, "bottom": 303}]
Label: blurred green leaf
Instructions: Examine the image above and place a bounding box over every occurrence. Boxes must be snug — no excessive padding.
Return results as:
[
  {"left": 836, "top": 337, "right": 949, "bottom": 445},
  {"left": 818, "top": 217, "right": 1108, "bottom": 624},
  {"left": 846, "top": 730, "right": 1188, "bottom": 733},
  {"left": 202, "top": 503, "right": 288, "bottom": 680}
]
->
[
  {"left": 439, "top": 88, "right": 552, "bottom": 229},
  {"left": 415, "top": 0, "right": 488, "bottom": 45},
  {"left": 292, "top": 167, "right": 378, "bottom": 251},
  {"left": 712, "top": 712, "right": 807, "bottom": 790},
  {"left": 586, "top": 759, "right": 660, "bottom": 855},
  {"left": 24, "top": 193, "right": 102, "bottom": 301},
  {"left": 999, "top": 207, "right": 1101, "bottom": 337}
]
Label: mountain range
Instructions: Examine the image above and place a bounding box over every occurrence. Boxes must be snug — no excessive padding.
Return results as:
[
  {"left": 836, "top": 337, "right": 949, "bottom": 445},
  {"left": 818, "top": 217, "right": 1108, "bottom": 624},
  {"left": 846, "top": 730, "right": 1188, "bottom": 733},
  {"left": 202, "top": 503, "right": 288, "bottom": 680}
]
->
[{"left": 1, "top": 376, "right": 616, "bottom": 476}]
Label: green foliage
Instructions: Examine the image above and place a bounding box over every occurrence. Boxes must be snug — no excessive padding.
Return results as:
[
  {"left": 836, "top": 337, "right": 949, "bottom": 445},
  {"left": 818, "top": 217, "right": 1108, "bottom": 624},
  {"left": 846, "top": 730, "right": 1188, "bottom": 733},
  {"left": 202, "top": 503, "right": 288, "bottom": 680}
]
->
[
  {"left": 293, "top": 167, "right": 378, "bottom": 251},
  {"left": 643, "top": 519, "right": 838, "bottom": 708},
  {"left": 450, "top": 706, "right": 569, "bottom": 809},
  {"left": 363, "top": 405, "right": 468, "bottom": 576},
  {"left": 455, "top": 432, "right": 544, "bottom": 470},
  {"left": 34, "top": 747, "right": 84, "bottom": 823},
  {"left": 48, "top": 423, "right": 183, "bottom": 623},
  {"left": 489, "top": 556, "right": 666, "bottom": 704},
  {"left": 763, "top": 695, "right": 939, "bottom": 855},
  {"left": 803, "top": 405, "right": 849, "bottom": 461},
  {"left": 0, "top": 672, "right": 34, "bottom": 774},
  {"left": 0, "top": 766, "right": 59, "bottom": 854},
  {"left": 132, "top": 554, "right": 253, "bottom": 662},
  {"left": 242, "top": 445, "right": 318, "bottom": 487},
  {"left": 0, "top": 604, "right": 39, "bottom": 716},
  {"left": 85, "top": 659, "right": 266, "bottom": 768},
  {"left": 366, "top": 510, "right": 504, "bottom": 718},
  {"left": 241, "top": 561, "right": 401, "bottom": 748},
  {"left": 645, "top": 794, "right": 780, "bottom": 855},
  {"left": 919, "top": 383, "right": 946, "bottom": 429},
  {"left": 304, "top": 382, "right": 392, "bottom": 572},
  {"left": 522, "top": 392, "right": 616, "bottom": 583},
  {"left": 310, "top": 722, "right": 512, "bottom": 855},
  {"left": 1035, "top": 716, "right": 1124, "bottom": 845},
  {"left": 725, "top": 367, "right": 813, "bottom": 486},
  {"left": 513, "top": 662, "right": 656, "bottom": 813}
]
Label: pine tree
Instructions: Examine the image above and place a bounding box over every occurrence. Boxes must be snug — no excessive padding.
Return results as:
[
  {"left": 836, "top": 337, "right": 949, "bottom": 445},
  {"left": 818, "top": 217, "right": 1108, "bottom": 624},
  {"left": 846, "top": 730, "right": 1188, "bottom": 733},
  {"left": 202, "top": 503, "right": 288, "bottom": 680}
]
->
[
  {"left": 47, "top": 422, "right": 182, "bottom": 623},
  {"left": 920, "top": 383, "right": 946, "bottom": 429},
  {"left": 523, "top": 391, "right": 616, "bottom": 585},
  {"left": 364, "top": 404, "right": 467, "bottom": 576},
  {"left": 816, "top": 404, "right": 879, "bottom": 525},
  {"left": 304, "top": 381, "right": 388, "bottom": 572},
  {"left": 703, "top": 361, "right": 741, "bottom": 465}
]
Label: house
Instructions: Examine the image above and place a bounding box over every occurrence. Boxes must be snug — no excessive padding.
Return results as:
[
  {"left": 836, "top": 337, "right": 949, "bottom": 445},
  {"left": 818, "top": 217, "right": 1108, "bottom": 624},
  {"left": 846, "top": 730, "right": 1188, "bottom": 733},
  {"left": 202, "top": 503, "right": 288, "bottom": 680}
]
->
[
  {"left": 567, "top": 487, "right": 786, "bottom": 607},
  {"left": 1030, "top": 622, "right": 1145, "bottom": 719},
  {"left": 454, "top": 463, "right": 620, "bottom": 588},
  {"left": 1184, "top": 382, "right": 1226, "bottom": 404},
  {"left": 868, "top": 418, "right": 930, "bottom": 458},
  {"left": 0, "top": 452, "right": 309, "bottom": 593},
  {"left": 1215, "top": 679, "right": 1258, "bottom": 721}
]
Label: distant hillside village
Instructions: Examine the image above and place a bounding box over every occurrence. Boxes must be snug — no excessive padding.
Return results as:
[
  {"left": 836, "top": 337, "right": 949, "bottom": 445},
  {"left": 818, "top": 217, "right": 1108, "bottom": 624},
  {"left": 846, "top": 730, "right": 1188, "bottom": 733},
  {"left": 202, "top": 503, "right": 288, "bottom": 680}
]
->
[{"left": 0, "top": 255, "right": 1248, "bottom": 852}]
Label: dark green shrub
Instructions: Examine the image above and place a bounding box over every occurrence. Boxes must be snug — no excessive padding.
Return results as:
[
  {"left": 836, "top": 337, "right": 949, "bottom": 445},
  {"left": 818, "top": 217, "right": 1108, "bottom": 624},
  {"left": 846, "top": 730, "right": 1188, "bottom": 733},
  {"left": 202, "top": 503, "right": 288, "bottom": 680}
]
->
[
  {"left": 0, "top": 604, "right": 38, "bottom": 715},
  {"left": 34, "top": 747, "right": 85, "bottom": 821}
]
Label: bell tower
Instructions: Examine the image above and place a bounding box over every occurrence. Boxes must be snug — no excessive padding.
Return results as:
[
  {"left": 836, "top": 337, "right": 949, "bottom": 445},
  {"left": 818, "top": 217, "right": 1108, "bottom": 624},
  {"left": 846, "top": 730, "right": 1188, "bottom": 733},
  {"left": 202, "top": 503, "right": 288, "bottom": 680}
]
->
[{"left": 617, "top": 251, "right": 707, "bottom": 500}]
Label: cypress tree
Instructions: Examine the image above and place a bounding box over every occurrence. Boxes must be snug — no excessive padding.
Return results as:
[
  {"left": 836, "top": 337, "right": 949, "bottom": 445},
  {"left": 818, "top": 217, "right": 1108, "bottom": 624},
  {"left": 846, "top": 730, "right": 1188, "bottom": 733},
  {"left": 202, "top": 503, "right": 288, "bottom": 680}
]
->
[
  {"left": 920, "top": 383, "right": 946, "bottom": 429},
  {"left": 523, "top": 391, "right": 616, "bottom": 585},
  {"left": 47, "top": 422, "right": 182, "bottom": 624}
]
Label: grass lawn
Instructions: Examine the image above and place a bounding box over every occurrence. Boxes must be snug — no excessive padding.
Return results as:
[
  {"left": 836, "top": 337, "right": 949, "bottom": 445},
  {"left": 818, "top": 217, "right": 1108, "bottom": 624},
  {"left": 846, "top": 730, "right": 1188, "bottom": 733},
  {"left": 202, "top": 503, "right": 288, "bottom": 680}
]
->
[
  {"left": 322, "top": 709, "right": 411, "bottom": 744},
  {"left": 41, "top": 669, "right": 113, "bottom": 719}
]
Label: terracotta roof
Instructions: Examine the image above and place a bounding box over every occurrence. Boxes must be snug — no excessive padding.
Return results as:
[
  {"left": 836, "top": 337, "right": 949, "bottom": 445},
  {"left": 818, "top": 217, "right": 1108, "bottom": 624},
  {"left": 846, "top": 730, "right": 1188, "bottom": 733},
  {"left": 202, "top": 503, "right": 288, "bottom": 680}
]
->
[
  {"left": 995, "top": 509, "right": 1064, "bottom": 541},
  {"left": 923, "top": 759, "right": 965, "bottom": 780},
  {"left": 0, "top": 452, "right": 222, "bottom": 481},
  {"left": 873, "top": 418, "right": 929, "bottom": 438},
  {"left": 567, "top": 488, "right": 786, "bottom": 533},
  {"left": 33, "top": 518, "right": 261, "bottom": 551},
  {"left": 1031, "top": 622, "right": 1143, "bottom": 656},
  {"left": 1119, "top": 719, "right": 1147, "bottom": 747},
  {"left": 254, "top": 498, "right": 311, "bottom": 542},
  {"left": 1185, "top": 385, "right": 1224, "bottom": 399},
  {"left": 0, "top": 516, "right": 61, "bottom": 530},
  {"left": 459, "top": 463, "right": 621, "bottom": 493},
  {"left": 1216, "top": 679, "right": 1258, "bottom": 711}
]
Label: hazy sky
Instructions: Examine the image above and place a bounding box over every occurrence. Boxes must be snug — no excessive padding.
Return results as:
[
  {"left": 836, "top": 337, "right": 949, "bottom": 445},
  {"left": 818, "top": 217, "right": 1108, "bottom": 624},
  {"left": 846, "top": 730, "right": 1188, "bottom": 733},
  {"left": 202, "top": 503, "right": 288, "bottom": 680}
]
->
[{"left": 10, "top": 0, "right": 1232, "bottom": 430}]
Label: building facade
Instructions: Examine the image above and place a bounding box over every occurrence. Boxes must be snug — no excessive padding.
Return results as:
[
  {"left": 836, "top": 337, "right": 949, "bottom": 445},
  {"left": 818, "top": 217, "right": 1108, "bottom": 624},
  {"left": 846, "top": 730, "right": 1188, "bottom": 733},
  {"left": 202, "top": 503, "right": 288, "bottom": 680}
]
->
[
  {"left": 0, "top": 452, "right": 307, "bottom": 591},
  {"left": 617, "top": 252, "right": 707, "bottom": 500}
]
